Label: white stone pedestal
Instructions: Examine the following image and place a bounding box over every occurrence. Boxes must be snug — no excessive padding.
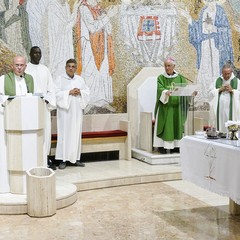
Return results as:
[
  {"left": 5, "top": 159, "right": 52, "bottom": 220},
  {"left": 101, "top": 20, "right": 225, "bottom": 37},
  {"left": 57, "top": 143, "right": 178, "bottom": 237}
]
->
[{"left": 26, "top": 167, "right": 56, "bottom": 217}]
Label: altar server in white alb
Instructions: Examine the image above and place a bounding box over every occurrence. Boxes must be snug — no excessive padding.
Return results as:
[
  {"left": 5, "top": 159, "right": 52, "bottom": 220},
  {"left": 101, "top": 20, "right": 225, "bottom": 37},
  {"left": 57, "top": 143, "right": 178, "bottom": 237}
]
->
[
  {"left": 54, "top": 59, "right": 90, "bottom": 169},
  {"left": 209, "top": 63, "right": 240, "bottom": 133},
  {"left": 25, "top": 46, "right": 56, "bottom": 169}
]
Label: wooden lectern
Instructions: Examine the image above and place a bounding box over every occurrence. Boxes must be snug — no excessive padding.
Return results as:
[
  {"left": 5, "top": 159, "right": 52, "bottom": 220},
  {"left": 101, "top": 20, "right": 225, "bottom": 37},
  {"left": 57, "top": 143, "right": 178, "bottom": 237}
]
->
[{"left": 4, "top": 96, "right": 46, "bottom": 194}]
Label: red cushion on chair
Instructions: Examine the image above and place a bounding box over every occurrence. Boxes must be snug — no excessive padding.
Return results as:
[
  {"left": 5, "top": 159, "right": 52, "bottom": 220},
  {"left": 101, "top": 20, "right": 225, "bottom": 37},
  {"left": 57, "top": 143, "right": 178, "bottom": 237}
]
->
[
  {"left": 51, "top": 130, "right": 127, "bottom": 140},
  {"left": 82, "top": 130, "right": 127, "bottom": 138},
  {"left": 51, "top": 134, "right": 57, "bottom": 141}
]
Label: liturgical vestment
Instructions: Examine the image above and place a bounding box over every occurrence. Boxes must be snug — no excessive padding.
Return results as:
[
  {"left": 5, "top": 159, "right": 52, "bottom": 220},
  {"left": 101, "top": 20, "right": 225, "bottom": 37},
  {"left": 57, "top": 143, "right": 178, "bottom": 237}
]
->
[
  {"left": 209, "top": 73, "right": 240, "bottom": 133},
  {"left": 0, "top": 73, "right": 34, "bottom": 193},
  {"left": 26, "top": 62, "right": 56, "bottom": 157},
  {"left": 54, "top": 73, "right": 90, "bottom": 163},
  {"left": 153, "top": 71, "right": 189, "bottom": 149}
]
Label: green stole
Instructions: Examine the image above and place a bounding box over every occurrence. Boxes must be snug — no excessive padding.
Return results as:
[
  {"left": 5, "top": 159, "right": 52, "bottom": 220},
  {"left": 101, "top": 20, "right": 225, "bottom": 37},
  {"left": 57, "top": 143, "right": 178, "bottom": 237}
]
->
[
  {"left": 4, "top": 72, "right": 34, "bottom": 96},
  {"left": 216, "top": 77, "right": 238, "bottom": 129}
]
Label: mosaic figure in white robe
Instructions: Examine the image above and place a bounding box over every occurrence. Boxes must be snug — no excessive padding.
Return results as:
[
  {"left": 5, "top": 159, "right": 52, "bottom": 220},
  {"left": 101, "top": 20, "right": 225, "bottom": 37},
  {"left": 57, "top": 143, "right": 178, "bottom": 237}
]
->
[
  {"left": 47, "top": 0, "right": 80, "bottom": 80},
  {"left": 76, "top": 0, "right": 117, "bottom": 112},
  {"left": 180, "top": 0, "right": 233, "bottom": 102},
  {"left": 26, "top": 0, "right": 50, "bottom": 64},
  {"left": 228, "top": 0, "right": 240, "bottom": 16},
  {"left": 27, "top": 0, "right": 80, "bottom": 79}
]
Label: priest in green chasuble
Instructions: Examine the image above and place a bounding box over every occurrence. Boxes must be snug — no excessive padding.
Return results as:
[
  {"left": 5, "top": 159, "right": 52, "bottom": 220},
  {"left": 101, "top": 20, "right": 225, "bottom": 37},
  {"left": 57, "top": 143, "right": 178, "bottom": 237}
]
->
[
  {"left": 0, "top": 56, "right": 34, "bottom": 193},
  {"left": 0, "top": 56, "right": 34, "bottom": 97},
  {"left": 153, "top": 57, "right": 191, "bottom": 154},
  {"left": 209, "top": 63, "right": 240, "bottom": 133}
]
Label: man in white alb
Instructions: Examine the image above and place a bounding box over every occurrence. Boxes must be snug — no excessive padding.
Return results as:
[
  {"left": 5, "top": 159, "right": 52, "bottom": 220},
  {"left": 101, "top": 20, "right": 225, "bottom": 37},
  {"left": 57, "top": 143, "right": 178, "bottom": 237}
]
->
[
  {"left": 25, "top": 46, "right": 56, "bottom": 170},
  {"left": 54, "top": 59, "right": 90, "bottom": 169}
]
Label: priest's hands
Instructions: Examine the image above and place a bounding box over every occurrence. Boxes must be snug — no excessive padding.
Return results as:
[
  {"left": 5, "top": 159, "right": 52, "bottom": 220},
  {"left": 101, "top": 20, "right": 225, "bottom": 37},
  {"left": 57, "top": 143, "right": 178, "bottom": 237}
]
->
[
  {"left": 219, "top": 84, "right": 233, "bottom": 94},
  {"left": 192, "top": 91, "right": 198, "bottom": 96},
  {"left": 166, "top": 90, "right": 172, "bottom": 96},
  {"left": 69, "top": 88, "right": 81, "bottom": 96}
]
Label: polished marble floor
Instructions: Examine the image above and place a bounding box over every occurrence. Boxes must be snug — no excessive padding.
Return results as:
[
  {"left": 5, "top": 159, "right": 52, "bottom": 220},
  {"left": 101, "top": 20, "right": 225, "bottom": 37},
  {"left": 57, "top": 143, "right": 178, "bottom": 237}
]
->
[{"left": 0, "top": 159, "right": 239, "bottom": 240}]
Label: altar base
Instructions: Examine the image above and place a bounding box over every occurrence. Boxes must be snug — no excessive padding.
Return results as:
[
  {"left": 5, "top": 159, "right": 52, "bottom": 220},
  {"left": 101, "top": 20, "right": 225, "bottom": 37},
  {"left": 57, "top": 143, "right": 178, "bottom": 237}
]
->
[{"left": 132, "top": 148, "right": 180, "bottom": 165}]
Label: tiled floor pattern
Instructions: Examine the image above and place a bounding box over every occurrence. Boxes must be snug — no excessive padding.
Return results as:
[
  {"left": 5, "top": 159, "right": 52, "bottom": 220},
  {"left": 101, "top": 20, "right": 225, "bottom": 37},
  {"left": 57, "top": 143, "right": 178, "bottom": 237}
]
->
[{"left": 0, "top": 159, "right": 237, "bottom": 240}]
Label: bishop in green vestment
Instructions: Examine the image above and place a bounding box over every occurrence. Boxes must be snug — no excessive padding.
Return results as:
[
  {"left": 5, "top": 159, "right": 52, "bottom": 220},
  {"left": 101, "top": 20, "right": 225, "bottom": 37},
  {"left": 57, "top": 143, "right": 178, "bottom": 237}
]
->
[{"left": 153, "top": 57, "right": 190, "bottom": 154}]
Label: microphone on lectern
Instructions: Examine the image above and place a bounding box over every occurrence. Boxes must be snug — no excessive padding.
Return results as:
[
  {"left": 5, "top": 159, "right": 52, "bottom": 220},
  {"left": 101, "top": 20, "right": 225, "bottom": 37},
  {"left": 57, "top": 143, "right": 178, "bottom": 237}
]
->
[{"left": 20, "top": 74, "right": 29, "bottom": 93}]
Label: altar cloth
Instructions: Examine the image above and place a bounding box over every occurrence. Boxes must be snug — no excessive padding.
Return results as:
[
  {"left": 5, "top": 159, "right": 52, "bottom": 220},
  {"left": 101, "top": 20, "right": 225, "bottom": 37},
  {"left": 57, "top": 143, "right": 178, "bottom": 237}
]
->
[{"left": 180, "top": 135, "right": 240, "bottom": 204}]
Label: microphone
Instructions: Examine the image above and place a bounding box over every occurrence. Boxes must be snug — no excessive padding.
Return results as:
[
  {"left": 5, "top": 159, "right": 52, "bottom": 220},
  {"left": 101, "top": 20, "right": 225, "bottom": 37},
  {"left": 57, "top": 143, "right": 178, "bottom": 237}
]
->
[
  {"left": 20, "top": 74, "right": 29, "bottom": 93},
  {"left": 184, "top": 76, "right": 194, "bottom": 83}
]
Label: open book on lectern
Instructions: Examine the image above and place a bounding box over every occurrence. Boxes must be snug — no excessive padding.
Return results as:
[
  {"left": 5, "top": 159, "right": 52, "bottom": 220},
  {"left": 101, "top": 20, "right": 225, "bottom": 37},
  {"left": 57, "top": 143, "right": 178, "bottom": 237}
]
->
[{"left": 170, "top": 83, "right": 200, "bottom": 96}]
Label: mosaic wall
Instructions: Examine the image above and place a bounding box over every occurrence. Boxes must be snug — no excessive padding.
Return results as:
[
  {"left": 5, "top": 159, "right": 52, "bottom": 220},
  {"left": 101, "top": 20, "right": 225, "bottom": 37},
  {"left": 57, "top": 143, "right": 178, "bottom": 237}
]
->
[{"left": 0, "top": 0, "right": 240, "bottom": 113}]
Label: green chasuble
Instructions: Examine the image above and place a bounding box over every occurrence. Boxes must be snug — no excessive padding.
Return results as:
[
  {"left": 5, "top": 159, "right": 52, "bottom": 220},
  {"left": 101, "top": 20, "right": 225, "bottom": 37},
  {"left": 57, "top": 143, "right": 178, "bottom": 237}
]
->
[
  {"left": 4, "top": 71, "right": 34, "bottom": 96},
  {"left": 154, "top": 73, "right": 189, "bottom": 142},
  {"left": 215, "top": 77, "right": 238, "bottom": 129}
]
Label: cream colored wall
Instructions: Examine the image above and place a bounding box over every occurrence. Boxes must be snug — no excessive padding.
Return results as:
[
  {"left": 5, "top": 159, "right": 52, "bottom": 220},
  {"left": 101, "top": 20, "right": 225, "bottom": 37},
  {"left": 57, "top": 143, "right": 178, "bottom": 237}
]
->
[
  {"left": 82, "top": 114, "right": 128, "bottom": 132},
  {"left": 127, "top": 67, "right": 164, "bottom": 148},
  {"left": 52, "top": 113, "right": 128, "bottom": 134}
]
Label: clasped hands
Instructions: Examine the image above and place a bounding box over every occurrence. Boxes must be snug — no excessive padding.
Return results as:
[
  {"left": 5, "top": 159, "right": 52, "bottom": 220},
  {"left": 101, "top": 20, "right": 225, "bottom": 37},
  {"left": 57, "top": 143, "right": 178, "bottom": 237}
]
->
[
  {"left": 69, "top": 88, "right": 81, "bottom": 96},
  {"left": 219, "top": 84, "right": 233, "bottom": 93}
]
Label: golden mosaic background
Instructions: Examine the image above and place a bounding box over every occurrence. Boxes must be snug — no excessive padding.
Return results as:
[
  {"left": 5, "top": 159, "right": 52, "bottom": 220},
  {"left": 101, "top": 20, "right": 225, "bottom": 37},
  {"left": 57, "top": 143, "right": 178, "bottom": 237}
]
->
[{"left": 1, "top": 0, "right": 240, "bottom": 113}]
